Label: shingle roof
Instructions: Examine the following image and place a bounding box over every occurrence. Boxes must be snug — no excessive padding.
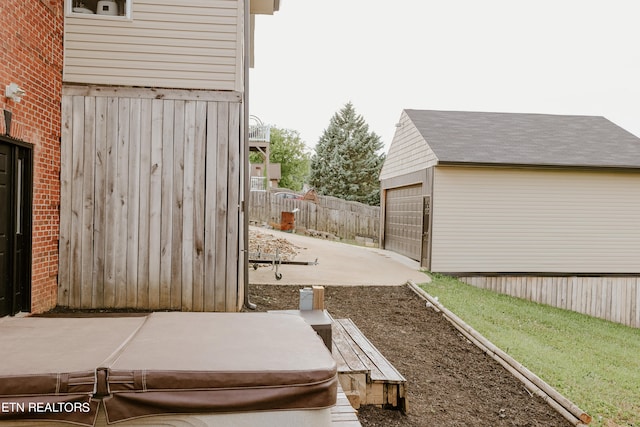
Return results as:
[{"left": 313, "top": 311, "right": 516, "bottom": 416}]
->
[{"left": 404, "top": 110, "right": 640, "bottom": 169}]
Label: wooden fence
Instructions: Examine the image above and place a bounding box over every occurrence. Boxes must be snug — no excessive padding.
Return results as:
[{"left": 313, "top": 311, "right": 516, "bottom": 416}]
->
[
  {"left": 59, "top": 86, "right": 243, "bottom": 312},
  {"left": 459, "top": 275, "right": 640, "bottom": 328},
  {"left": 249, "top": 191, "right": 380, "bottom": 242}
]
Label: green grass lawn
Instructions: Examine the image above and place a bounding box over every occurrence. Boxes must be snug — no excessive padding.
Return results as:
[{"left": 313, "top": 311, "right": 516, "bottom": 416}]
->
[{"left": 419, "top": 274, "right": 640, "bottom": 427}]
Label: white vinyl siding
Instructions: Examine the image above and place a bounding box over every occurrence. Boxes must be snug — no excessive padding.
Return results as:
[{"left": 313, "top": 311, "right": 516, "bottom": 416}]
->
[
  {"left": 431, "top": 166, "right": 640, "bottom": 273},
  {"left": 63, "top": 0, "right": 243, "bottom": 91},
  {"left": 379, "top": 111, "right": 438, "bottom": 180}
]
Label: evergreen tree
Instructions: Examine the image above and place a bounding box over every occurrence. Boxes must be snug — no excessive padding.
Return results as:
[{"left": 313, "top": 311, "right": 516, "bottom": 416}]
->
[{"left": 309, "top": 102, "right": 385, "bottom": 205}]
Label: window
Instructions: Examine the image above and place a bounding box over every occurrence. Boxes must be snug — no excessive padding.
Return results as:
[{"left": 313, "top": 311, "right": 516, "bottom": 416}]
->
[{"left": 68, "top": 0, "right": 131, "bottom": 19}]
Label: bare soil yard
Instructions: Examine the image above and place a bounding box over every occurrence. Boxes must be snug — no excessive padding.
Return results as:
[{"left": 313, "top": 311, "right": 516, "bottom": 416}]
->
[{"left": 247, "top": 284, "right": 573, "bottom": 427}]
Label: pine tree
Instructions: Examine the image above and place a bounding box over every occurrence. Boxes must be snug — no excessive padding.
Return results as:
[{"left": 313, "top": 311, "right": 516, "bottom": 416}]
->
[{"left": 309, "top": 102, "right": 385, "bottom": 205}]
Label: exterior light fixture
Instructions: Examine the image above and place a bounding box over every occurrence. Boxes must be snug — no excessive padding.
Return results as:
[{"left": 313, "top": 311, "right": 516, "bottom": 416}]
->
[{"left": 5, "top": 83, "right": 26, "bottom": 102}]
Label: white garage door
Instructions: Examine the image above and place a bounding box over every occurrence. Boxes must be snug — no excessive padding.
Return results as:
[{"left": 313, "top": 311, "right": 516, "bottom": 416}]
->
[{"left": 384, "top": 184, "right": 423, "bottom": 261}]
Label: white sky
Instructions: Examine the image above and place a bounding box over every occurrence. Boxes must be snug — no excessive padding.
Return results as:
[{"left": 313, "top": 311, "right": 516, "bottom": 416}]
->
[{"left": 249, "top": 0, "right": 640, "bottom": 153}]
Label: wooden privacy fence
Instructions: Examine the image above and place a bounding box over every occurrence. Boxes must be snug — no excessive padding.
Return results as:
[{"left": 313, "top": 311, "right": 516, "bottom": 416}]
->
[
  {"left": 59, "top": 86, "right": 243, "bottom": 312},
  {"left": 459, "top": 275, "right": 640, "bottom": 328},
  {"left": 249, "top": 191, "right": 380, "bottom": 242}
]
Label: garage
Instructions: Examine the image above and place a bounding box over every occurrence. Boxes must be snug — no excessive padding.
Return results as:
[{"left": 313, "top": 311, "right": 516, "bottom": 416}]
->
[
  {"left": 383, "top": 184, "right": 423, "bottom": 262},
  {"left": 379, "top": 108, "right": 640, "bottom": 327}
]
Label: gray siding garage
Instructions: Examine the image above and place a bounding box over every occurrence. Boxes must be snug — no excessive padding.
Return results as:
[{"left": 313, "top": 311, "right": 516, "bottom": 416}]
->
[{"left": 379, "top": 109, "right": 640, "bottom": 327}]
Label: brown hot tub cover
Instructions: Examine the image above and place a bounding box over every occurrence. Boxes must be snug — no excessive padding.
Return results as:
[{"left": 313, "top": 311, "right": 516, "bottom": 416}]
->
[
  {"left": 0, "top": 317, "right": 146, "bottom": 426},
  {"left": 101, "top": 312, "right": 337, "bottom": 423},
  {"left": 0, "top": 312, "right": 337, "bottom": 425}
]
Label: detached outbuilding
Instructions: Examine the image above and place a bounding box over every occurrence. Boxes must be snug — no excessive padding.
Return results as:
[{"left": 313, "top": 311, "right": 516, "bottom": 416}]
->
[{"left": 380, "top": 110, "right": 640, "bottom": 327}]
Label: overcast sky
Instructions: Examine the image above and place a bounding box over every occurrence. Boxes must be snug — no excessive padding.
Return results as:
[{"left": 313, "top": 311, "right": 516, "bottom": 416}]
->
[{"left": 249, "top": 0, "right": 640, "bottom": 153}]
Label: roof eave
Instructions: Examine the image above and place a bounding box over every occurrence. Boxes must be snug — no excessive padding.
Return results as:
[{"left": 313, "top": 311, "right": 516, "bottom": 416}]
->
[{"left": 436, "top": 161, "right": 640, "bottom": 172}]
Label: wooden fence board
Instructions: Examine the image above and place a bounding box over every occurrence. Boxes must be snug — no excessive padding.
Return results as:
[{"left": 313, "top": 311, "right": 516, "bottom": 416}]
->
[
  {"left": 103, "top": 97, "right": 118, "bottom": 308},
  {"left": 203, "top": 102, "right": 218, "bottom": 312},
  {"left": 590, "top": 278, "right": 599, "bottom": 317},
  {"left": 214, "top": 102, "right": 229, "bottom": 312},
  {"left": 81, "top": 96, "right": 96, "bottom": 309},
  {"left": 147, "top": 99, "right": 164, "bottom": 310},
  {"left": 181, "top": 101, "right": 196, "bottom": 312},
  {"left": 136, "top": 99, "right": 152, "bottom": 309},
  {"left": 606, "top": 278, "right": 614, "bottom": 322},
  {"left": 115, "top": 98, "right": 131, "bottom": 308},
  {"left": 636, "top": 278, "right": 640, "bottom": 327},
  {"left": 627, "top": 278, "right": 636, "bottom": 326},
  {"left": 171, "top": 100, "right": 185, "bottom": 310},
  {"left": 159, "top": 100, "right": 175, "bottom": 309},
  {"left": 92, "top": 97, "right": 108, "bottom": 308},
  {"left": 126, "top": 98, "right": 141, "bottom": 309},
  {"left": 615, "top": 280, "right": 624, "bottom": 323},
  {"left": 192, "top": 101, "right": 207, "bottom": 312},
  {"left": 58, "top": 96, "right": 73, "bottom": 307},
  {"left": 70, "top": 96, "right": 85, "bottom": 308},
  {"left": 226, "top": 103, "right": 240, "bottom": 311}
]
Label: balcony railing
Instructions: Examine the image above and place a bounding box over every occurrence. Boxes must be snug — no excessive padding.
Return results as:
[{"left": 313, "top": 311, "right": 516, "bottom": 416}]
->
[
  {"left": 249, "top": 125, "right": 270, "bottom": 143},
  {"left": 250, "top": 176, "right": 267, "bottom": 191}
]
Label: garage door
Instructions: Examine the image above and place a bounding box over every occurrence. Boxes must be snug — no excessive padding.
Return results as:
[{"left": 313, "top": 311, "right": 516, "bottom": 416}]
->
[{"left": 384, "top": 184, "right": 423, "bottom": 261}]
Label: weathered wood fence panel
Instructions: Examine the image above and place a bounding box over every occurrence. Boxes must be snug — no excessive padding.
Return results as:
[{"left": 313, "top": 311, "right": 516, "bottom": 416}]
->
[
  {"left": 248, "top": 191, "right": 380, "bottom": 241},
  {"left": 59, "top": 86, "right": 242, "bottom": 311},
  {"left": 459, "top": 275, "right": 640, "bottom": 328}
]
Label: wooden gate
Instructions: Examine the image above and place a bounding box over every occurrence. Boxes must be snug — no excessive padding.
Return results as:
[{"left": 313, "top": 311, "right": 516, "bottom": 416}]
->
[{"left": 59, "top": 86, "right": 242, "bottom": 311}]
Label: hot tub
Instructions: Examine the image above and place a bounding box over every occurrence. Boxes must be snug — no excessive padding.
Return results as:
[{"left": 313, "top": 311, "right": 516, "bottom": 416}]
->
[{"left": 0, "top": 313, "right": 336, "bottom": 426}]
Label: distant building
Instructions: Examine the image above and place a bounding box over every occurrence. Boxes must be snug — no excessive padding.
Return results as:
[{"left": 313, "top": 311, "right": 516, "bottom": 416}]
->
[
  {"left": 251, "top": 163, "right": 282, "bottom": 190},
  {"left": 380, "top": 109, "right": 640, "bottom": 327}
]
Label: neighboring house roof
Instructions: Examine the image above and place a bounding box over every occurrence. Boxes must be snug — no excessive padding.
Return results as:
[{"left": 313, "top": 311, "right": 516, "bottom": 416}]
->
[{"left": 404, "top": 110, "right": 640, "bottom": 169}]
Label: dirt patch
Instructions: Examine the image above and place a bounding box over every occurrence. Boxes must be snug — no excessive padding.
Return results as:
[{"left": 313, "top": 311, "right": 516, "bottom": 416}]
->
[
  {"left": 247, "top": 284, "right": 573, "bottom": 427},
  {"left": 249, "top": 229, "right": 301, "bottom": 262}
]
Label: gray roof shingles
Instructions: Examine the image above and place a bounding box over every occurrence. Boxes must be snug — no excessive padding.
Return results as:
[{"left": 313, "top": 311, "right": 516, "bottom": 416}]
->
[{"left": 404, "top": 110, "right": 640, "bottom": 169}]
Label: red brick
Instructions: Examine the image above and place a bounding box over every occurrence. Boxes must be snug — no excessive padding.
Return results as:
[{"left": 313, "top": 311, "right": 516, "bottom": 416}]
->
[{"left": 1, "top": 0, "right": 63, "bottom": 314}]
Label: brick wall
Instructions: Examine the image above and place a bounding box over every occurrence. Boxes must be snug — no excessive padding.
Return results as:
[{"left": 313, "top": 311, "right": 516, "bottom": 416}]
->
[{"left": 0, "top": 0, "right": 63, "bottom": 313}]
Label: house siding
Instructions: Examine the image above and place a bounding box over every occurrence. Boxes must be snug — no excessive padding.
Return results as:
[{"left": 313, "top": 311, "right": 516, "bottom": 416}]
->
[
  {"left": 431, "top": 166, "right": 640, "bottom": 273},
  {"left": 1, "top": 0, "right": 64, "bottom": 314},
  {"left": 379, "top": 111, "right": 438, "bottom": 181},
  {"left": 63, "top": 0, "right": 243, "bottom": 91}
]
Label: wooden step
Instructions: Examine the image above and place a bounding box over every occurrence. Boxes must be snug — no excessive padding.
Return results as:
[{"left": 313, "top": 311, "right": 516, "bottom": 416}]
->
[
  {"left": 331, "top": 318, "right": 407, "bottom": 412},
  {"left": 331, "top": 382, "right": 363, "bottom": 426}
]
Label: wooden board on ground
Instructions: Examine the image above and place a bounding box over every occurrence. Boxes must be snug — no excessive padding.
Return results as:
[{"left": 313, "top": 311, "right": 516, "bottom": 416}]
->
[{"left": 331, "top": 318, "right": 407, "bottom": 412}]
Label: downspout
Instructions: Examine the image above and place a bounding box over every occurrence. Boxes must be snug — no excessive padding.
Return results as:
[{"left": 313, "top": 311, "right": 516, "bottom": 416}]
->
[{"left": 243, "top": 0, "right": 256, "bottom": 309}]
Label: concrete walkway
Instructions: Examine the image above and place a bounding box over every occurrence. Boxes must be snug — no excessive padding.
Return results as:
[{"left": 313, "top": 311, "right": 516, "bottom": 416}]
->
[{"left": 248, "top": 227, "right": 430, "bottom": 286}]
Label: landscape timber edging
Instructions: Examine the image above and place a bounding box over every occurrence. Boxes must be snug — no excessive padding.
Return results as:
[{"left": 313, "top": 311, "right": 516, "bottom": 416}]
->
[{"left": 406, "top": 280, "right": 591, "bottom": 427}]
